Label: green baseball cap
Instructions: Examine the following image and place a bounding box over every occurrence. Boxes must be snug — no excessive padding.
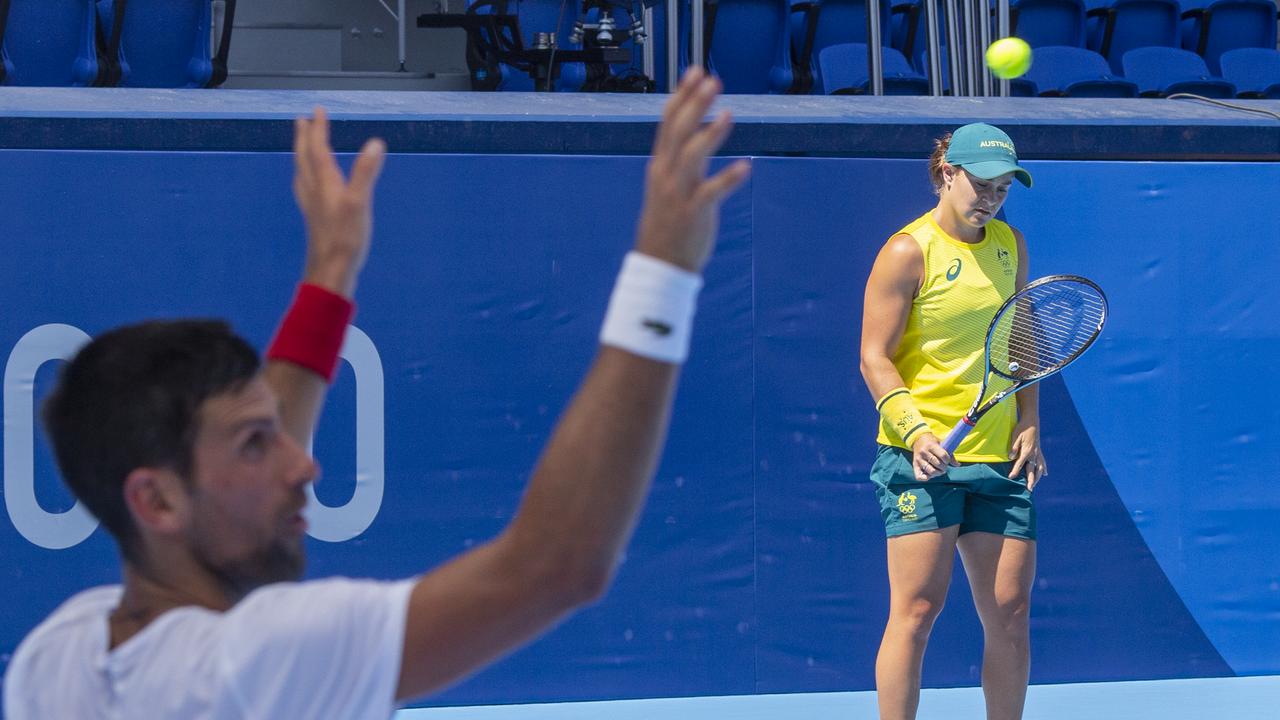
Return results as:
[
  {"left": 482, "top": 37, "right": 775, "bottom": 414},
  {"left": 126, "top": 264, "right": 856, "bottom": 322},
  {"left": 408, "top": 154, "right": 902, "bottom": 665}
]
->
[{"left": 944, "top": 123, "right": 1033, "bottom": 188}]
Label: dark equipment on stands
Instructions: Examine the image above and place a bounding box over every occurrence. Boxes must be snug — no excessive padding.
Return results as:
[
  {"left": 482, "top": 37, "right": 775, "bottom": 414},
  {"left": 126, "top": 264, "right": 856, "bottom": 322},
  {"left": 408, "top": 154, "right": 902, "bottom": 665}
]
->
[{"left": 418, "top": 0, "right": 653, "bottom": 91}]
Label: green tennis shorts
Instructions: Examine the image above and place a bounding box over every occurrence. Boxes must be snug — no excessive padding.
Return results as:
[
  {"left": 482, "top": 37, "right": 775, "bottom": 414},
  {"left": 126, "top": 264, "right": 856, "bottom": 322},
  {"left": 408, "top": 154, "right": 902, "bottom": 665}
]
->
[{"left": 870, "top": 444, "right": 1036, "bottom": 540}]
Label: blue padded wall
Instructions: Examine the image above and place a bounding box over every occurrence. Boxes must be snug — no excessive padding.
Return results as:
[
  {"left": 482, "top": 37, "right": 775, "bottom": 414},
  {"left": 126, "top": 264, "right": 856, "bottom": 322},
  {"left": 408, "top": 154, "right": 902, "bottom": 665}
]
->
[
  {"left": 1009, "top": 160, "right": 1280, "bottom": 676},
  {"left": 749, "top": 157, "right": 1237, "bottom": 690},
  {"left": 0, "top": 150, "right": 1274, "bottom": 711}
]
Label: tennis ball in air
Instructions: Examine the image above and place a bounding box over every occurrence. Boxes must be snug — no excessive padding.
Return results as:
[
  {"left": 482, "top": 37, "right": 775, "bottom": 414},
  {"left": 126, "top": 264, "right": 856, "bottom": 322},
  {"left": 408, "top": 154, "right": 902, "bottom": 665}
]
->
[{"left": 985, "top": 37, "right": 1032, "bottom": 79}]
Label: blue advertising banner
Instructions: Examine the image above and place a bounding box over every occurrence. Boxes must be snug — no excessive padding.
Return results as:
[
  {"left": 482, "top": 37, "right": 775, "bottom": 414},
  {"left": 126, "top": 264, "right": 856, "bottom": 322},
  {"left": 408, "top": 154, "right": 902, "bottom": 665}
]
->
[{"left": 0, "top": 150, "right": 1273, "bottom": 710}]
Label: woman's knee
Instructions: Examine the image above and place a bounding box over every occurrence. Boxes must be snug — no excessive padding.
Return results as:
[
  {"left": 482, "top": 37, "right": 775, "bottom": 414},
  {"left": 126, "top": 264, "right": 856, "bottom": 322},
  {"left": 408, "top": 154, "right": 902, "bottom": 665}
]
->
[
  {"left": 983, "top": 591, "right": 1031, "bottom": 636},
  {"left": 890, "top": 594, "right": 947, "bottom": 633}
]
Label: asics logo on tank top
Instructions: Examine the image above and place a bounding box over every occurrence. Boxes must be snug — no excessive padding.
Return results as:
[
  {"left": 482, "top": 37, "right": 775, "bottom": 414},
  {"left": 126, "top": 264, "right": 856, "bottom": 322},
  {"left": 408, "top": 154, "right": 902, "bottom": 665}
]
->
[{"left": 946, "top": 258, "right": 963, "bottom": 281}]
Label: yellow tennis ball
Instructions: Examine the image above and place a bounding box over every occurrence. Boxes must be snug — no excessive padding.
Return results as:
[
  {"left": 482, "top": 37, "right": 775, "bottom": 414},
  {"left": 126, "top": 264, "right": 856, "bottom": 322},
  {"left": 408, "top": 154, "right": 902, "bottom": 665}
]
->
[{"left": 985, "top": 37, "right": 1032, "bottom": 79}]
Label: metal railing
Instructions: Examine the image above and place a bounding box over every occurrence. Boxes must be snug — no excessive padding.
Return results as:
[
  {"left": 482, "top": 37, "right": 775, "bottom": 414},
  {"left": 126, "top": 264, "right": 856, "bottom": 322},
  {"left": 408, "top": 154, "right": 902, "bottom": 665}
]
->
[
  {"left": 375, "top": 0, "right": 409, "bottom": 70},
  {"left": 632, "top": 0, "right": 1015, "bottom": 96}
]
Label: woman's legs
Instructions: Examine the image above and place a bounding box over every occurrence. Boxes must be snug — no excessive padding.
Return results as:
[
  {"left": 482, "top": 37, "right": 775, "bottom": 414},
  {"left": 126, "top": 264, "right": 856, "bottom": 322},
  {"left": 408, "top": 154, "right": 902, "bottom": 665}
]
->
[
  {"left": 876, "top": 525, "right": 961, "bottom": 720},
  {"left": 957, "top": 532, "right": 1037, "bottom": 720}
]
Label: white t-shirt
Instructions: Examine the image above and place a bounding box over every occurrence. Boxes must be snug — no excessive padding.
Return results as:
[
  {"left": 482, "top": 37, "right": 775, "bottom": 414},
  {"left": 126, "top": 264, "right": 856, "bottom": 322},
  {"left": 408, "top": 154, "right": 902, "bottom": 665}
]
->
[{"left": 3, "top": 577, "right": 415, "bottom": 720}]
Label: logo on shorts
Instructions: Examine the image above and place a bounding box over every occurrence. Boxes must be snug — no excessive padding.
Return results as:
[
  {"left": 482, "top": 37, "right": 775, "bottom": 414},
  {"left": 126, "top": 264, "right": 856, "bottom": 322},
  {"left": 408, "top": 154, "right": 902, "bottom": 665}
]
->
[
  {"left": 946, "top": 258, "right": 962, "bottom": 281},
  {"left": 897, "top": 491, "right": 918, "bottom": 520}
]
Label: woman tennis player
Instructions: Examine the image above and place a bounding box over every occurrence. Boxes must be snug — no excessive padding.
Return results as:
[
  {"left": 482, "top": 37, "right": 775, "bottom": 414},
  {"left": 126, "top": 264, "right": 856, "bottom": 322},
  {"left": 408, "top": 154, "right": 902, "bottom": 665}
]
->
[{"left": 859, "top": 123, "right": 1043, "bottom": 720}]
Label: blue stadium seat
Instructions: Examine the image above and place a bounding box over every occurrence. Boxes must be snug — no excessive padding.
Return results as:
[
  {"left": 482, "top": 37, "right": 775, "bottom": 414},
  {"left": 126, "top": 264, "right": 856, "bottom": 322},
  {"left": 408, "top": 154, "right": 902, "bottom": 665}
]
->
[
  {"left": 790, "top": 0, "right": 892, "bottom": 93},
  {"left": 1219, "top": 47, "right": 1280, "bottom": 98},
  {"left": 703, "top": 0, "right": 795, "bottom": 93},
  {"left": 1023, "top": 45, "right": 1139, "bottom": 95},
  {"left": 895, "top": 0, "right": 945, "bottom": 74},
  {"left": 889, "top": 0, "right": 918, "bottom": 55},
  {"left": 0, "top": 0, "right": 100, "bottom": 86},
  {"left": 1004, "top": 78, "right": 1039, "bottom": 96},
  {"left": 818, "top": 41, "right": 927, "bottom": 94},
  {"left": 1121, "top": 45, "right": 1235, "bottom": 97},
  {"left": 101, "top": 0, "right": 237, "bottom": 88},
  {"left": 1085, "top": 0, "right": 1181, "bottom": 74},
  {"left": 1010, "top": 0, "right": 1088, "bottom": 47},
  {"left": 1180, "top": 0, "right": 1279, "bottom": 74}
]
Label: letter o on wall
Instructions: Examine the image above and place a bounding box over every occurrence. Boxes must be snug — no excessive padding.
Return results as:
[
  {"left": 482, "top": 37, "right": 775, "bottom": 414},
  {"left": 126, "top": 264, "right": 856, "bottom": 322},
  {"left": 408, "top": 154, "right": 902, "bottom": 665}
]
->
[
  {"left": 3, "top": 324, "right": 387, "bottom": 548},
  {"left": 4, "top": 324, "right": 97, "bottom": 550},
  {"left": 304, "top": 325, "right": 386, "bottom": 542}
]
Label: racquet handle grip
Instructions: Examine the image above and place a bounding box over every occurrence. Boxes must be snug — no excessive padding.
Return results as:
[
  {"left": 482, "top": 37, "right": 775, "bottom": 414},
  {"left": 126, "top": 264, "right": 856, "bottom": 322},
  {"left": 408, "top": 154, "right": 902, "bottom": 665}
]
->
[{"left": 940, "top": 417, "right": 976, "bottom": 454}]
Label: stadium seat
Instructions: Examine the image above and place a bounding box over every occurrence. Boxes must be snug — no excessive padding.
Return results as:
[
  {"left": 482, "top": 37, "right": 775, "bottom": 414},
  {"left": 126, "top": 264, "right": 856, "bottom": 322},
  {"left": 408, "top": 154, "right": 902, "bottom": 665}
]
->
[
  {"left": 702, "top": 0, "right": 795, "bottom": 93},
  {"left": 1085, "top": 0, "right": 1181, "bottom": 74},
  {"left": 1122, "top": 46, "right": 1235, "bottom": 97},
  {"left": 98, "top": 0, "right": 237, "bottom": 88},
  {"left": 0, "top": 0, "right": 100, "bottom": 86},
  {"left": 790, "top": 0, "right": 892, "bottom": 93},
  {"left": 894, "top": 0, "right": 948, "bottom": 75},
  {"left": 1023, "top": 45, "right": 1139, "bottom": 96},
  {"left": 1010, "top": 0, "right": 1088, "bottom": 48},
  {"left": 889, "top": 0, "right": 918, "bottom": 57},
  {"left": 818, "top": 41, "right": 927, "bottom": 94},
  {"left": 1219, "top": 47, "right": 1280, "bottom": 98},
  {"left": 1180, "top": 0, "right": 1279, "bottom": 74}
]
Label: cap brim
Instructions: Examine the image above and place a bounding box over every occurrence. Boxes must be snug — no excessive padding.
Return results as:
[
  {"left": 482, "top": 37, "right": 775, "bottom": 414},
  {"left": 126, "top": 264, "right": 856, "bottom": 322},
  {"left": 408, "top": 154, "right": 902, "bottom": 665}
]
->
[{"left": 962, "top": 160, "right": 1033, "bottom": 188}]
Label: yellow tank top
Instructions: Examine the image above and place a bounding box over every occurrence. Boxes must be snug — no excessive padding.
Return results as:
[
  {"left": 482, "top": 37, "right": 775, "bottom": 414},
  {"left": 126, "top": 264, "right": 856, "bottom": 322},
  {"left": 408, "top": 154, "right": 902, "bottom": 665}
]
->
[{"left": 875, "top": 212, "right": 1020, "bottom": 462}]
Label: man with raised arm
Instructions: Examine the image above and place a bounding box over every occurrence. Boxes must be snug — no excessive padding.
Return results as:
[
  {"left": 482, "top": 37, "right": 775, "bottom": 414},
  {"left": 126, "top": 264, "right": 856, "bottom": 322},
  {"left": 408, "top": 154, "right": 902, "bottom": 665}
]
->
[{"left": 3, "top": 68, "right": 750, "bottom": 718}]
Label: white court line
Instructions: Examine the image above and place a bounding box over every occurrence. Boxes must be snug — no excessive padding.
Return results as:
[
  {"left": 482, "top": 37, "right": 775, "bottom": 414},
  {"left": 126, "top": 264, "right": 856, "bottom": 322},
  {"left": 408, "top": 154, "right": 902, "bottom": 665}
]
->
[{"left": 398, "top": 675, "right": 1280, "bottom": 720}]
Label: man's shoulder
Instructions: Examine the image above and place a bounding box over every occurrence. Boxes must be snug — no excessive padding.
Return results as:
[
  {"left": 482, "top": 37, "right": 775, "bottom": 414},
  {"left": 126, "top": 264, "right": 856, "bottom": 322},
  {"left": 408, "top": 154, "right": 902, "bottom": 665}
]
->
[
  {"left": 12, "top": 585, "right": 122, "bottom": 655},
  {"left": 4, "top": 586, "right": 122, "bottom": 716},
  {"left": 227, "top": 577, "right": 415, "bottom": 628},
  {"left": 238, "top": 576, "right": 405, "bottom": 603},
  {"left": 46, "top": 584, "right": 122, "bottom": 617}
]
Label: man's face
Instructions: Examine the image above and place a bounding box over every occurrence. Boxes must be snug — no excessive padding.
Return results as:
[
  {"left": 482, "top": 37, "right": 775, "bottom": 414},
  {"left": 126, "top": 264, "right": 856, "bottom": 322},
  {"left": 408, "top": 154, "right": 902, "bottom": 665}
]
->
[{"left": 184, "top": 376, "right": 317, "bottom": 595}]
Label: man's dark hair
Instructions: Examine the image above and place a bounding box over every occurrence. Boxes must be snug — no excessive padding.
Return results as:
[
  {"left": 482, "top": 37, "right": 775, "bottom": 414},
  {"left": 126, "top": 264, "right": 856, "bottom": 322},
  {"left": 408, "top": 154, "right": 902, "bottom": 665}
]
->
[{"left": 42, "top": 320, "right": 261, "bottom": 562}]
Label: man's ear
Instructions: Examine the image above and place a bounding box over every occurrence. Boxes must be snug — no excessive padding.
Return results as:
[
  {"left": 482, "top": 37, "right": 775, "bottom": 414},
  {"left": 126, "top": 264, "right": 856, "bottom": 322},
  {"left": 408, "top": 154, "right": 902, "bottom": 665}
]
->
[{"left": 122, "top": 467, "right": 191, "bottom": 535}]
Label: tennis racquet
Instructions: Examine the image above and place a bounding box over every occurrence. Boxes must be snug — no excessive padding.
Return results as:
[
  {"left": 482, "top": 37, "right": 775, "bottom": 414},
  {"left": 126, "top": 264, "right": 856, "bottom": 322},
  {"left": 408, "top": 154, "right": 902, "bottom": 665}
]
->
[{"left": 940, "top": 274, "right": 1108, "bottom": 454}]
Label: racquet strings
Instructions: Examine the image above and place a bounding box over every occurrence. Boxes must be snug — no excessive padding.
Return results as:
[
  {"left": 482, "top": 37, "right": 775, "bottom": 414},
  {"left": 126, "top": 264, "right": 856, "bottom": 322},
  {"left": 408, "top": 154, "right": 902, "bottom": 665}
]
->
[{"left": 989, "top": 279, "right": 1106, "bottom": 380}]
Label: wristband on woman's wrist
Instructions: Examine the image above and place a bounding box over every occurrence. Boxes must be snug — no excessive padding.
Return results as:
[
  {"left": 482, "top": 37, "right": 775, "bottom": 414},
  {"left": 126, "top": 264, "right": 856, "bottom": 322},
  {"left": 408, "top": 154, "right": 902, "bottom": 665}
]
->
[{"left": 877, "top": 387, "right": 929, "bottom": 446}]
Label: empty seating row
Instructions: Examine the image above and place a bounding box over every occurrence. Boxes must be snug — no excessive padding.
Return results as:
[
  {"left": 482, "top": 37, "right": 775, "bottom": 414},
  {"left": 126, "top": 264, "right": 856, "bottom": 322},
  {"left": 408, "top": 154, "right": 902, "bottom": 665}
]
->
[
  {"left": 696, "top": 0, "right": 1279, "bottom": 95},
  {"left": 455, "top": 0, "right": 1279, "bottom": 95},
  {"left": 820, "top": 43, "right": 1280, "bottom": 98},
  {"left": 1011, "top": 0, "right": 1278, "bottom": 74},
  {"left": 0, "top": 0, "right": 235, "bottom": 88}
]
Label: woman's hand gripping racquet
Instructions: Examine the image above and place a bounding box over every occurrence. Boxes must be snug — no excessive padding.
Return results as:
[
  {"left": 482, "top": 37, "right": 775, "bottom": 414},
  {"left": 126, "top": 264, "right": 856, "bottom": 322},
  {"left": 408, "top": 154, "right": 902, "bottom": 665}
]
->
[{"left": 940, "top": 275, "right": 1108, "bottom": 454}]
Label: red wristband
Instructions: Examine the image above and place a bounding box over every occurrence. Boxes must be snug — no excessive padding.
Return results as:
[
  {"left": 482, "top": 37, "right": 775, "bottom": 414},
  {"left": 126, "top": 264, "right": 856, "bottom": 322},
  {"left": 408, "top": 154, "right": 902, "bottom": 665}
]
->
[{"left": 266, "top": 283, "right": 355, "bottom": 382}]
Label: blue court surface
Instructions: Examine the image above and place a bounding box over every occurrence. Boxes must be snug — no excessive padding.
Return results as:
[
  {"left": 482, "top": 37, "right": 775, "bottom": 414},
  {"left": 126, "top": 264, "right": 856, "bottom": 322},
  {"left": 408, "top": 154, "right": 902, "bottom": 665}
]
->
[{"left": 401, "top": 675, "right": 1279, "bottom": 720}]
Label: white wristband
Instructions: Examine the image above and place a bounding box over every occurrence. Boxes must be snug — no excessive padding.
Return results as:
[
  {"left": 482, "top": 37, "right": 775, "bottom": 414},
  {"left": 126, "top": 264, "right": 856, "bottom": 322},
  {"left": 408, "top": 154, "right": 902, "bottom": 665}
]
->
[{"left": 599, "top": 251, "right": 704, "bottom": 364}]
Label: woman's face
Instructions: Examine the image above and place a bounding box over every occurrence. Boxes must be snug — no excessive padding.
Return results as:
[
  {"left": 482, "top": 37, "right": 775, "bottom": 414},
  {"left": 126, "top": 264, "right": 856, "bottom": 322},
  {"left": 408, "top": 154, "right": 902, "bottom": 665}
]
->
[{"left": 941, "top": 165, "right": 1014, "bottom": 229}]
